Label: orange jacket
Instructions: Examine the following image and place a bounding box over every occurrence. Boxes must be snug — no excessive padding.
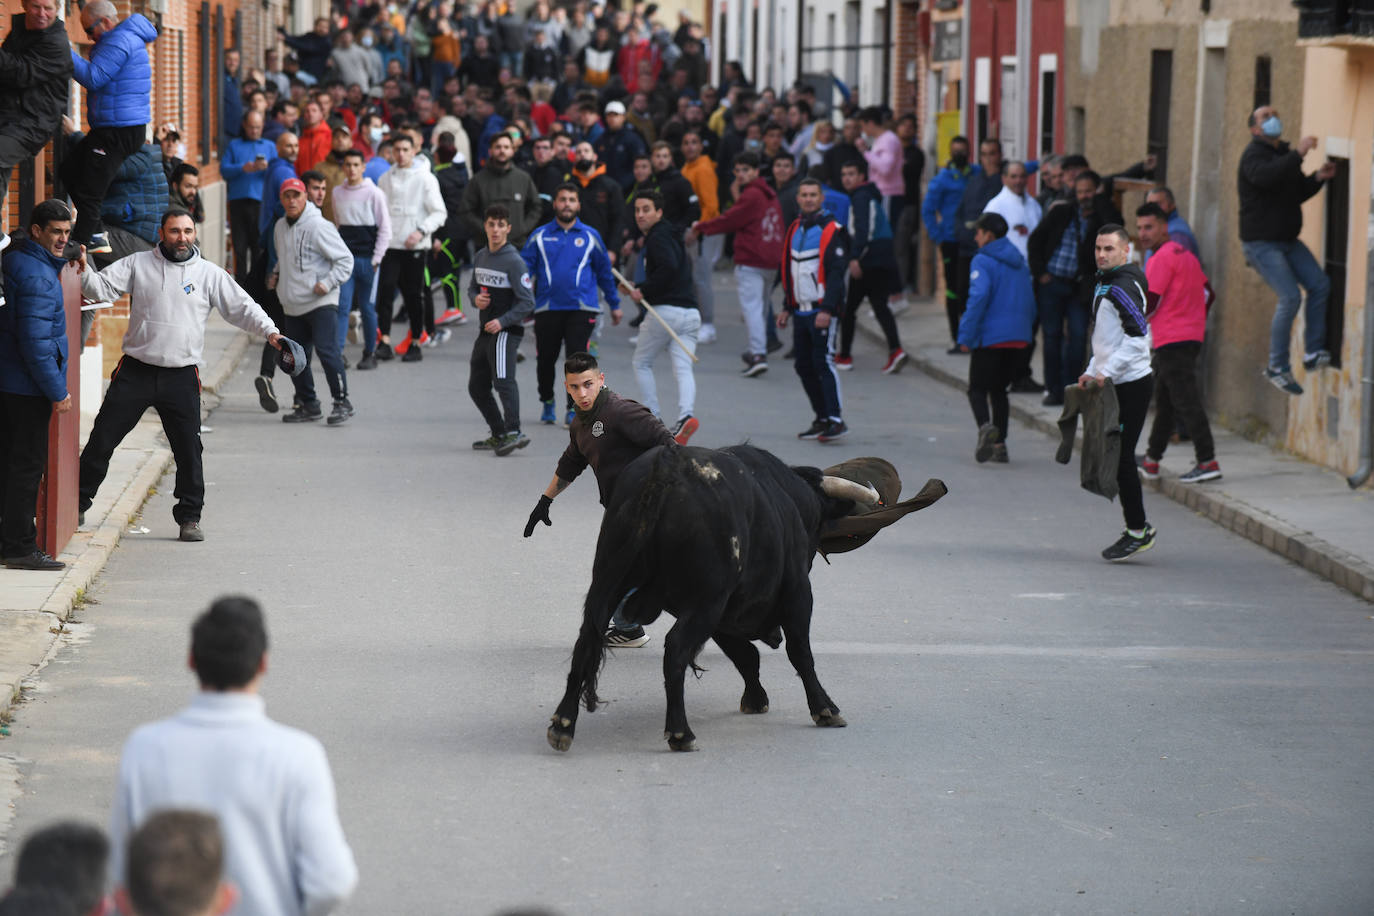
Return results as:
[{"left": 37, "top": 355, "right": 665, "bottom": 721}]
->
[{"left": 681, "top": 155, "right": 718, "bottom": 222}]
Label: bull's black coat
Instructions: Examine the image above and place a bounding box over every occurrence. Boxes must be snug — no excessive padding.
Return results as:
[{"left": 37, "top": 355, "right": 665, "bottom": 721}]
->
[{"left": 548, "top": 444, "right": 866, "bottom": 752}]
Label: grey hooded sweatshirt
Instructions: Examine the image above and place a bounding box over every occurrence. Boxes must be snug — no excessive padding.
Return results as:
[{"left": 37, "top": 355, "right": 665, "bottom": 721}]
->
[{"left": 272, "top": 200, "right": 355, "bottom": 317}]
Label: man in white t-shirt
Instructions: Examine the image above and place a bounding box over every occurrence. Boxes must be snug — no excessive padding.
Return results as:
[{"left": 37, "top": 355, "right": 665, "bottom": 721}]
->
[{"left": 982, "top": 160, "right": 1042, "bottom": 260}]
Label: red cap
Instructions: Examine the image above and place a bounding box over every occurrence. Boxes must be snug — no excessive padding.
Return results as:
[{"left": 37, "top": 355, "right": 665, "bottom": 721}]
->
[{"left": 280, "top": 178, "right": 306, "bottom": 198}]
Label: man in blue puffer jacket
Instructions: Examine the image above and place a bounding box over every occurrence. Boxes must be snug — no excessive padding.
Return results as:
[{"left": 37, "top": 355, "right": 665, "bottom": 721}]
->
[
  {"left": 63, "top": 1, "right": 158, "bottom": 254},
  {"left": 957, "top": 212, "right": 1036, "bottom": 464},
  {"left": 0, "top": 200, "right": 74, "bottom": 571}
]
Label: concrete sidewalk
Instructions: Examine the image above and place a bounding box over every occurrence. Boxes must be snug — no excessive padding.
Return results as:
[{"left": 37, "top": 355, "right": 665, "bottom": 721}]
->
[
  {"left": 0, "top": 315, "right": 252, "bottom": 725},
  {"left": 858, "top": 296, "right": 1374, "bottom": 603}
]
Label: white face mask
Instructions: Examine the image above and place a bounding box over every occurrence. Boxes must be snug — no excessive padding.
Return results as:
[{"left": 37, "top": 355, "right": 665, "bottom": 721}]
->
[
  {"left": 370, "top": 127, "right": 385, "bottom": 144},
  {"left": 361, "top": 33, "right": 375, "bottom": 47},
  {"left": 175, "top": 142, "right": 188, "bottom": 160}
]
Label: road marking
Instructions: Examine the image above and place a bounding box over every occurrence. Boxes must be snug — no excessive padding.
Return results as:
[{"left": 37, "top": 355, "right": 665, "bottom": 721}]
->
[{"left": 811, "top": 642, "right": 1374, "bottom": 662}]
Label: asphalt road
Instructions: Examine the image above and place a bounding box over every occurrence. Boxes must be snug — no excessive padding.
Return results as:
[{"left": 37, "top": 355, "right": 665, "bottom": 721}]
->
[{"left": 2, "top": 286, "right": 1372, "bottom": 915}]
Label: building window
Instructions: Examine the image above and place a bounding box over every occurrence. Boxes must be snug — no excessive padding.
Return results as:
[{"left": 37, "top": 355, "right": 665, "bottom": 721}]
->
[
  {"left": 1147, "top": 49, "right": 1172, "bottom": 182},
  {"left": 1038, "top": 54, "right": 1057, "bottom": 156},
  {"left": 1323, "top": 156, "right": 1348, "bottom": 368},
  {"left": 1254, "top": 55, "right": 1272, "bottom": 110}
]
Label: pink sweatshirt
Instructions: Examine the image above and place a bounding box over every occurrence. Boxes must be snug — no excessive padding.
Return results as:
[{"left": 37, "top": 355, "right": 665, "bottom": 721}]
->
[
  {"left": 1144, "top": 240, "right": 1208, "bottom": 348},
  {"left": 863, "top": 129, "right": 904, "bottom": 199}
]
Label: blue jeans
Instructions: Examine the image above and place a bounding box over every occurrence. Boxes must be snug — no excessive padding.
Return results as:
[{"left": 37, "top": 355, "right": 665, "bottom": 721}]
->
[
  {"left": 1242, "top": 239, "right": 1330, "bottom": 371},
  {"left": 285, "top": 305, "right": 348, "bottom": 407},
  {"left": 336, "top": 257, "right": 378, "bottom": 356},
  {"left": 1037, "top": 276, "right": 1089, "bottom": 396}
]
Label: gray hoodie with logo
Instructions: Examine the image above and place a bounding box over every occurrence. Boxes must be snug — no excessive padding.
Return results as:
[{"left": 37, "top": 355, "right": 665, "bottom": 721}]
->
[{"left": 272, "top": 201, "right": 355, "bottom": 317}]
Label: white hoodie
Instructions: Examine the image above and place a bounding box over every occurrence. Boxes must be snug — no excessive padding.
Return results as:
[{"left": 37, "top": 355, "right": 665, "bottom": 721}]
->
[
  {"left": 81, "top": 245, "right": 278, "bottom": 369},
  {"left": 271, "top": 201, "right": 354, "bottom": 317},
  {"left": 982, "top": 185, "right": 1043, "bottom": 260},
  {"left": 377, "top": 160, "right": 447, "bottom": 250}
]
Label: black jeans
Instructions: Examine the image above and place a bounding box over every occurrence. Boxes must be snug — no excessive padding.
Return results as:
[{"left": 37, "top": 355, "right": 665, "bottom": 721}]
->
[
  {"left": 1146, "top": 341, "right": 1215, "bottom": 464},
  {"left": 469, "top": 327, "right": 523, "bottom": 435},
  {"left": 534, "top": 310, "right": 598, "bottom": 406},
  {"left": 0, "top": 392, "right": 52, "bottom": 557},
  {"left": 839, "top": 264, "right": 903, "bottom": 357},
  {"left": 967, "top": 347, "right": 1023, "bottom": 440},
  {"left": 940, "top": 242, "right": 964, "bottom": 343},
  {"left": 62, "top": 124, "right": 147, "bottom": 242},
  {"left": 80, "top": 357, "right": 204, "bottom": 524},
  {"left": 284, "top": 305, "right": 348, "bottom": 407},
  {"left": 228, "top": 198, "right": 261, "bottom": 287},
  {"left": 1114, "top": 375, "right": 1155, "bottom": 531},
  {"left": 377, "top": 249, "right": 427, "bottom": 339}
]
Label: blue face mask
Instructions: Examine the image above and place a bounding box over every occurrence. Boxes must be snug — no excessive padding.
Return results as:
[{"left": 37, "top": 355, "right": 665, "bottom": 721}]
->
[{"left": 1261, "top": 115, "right": 1282, "bottom": 138}]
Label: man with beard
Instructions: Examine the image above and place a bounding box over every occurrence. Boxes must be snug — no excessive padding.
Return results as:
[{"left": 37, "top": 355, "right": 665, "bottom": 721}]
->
[
  {"left": 649, "top": 140, "right": 700, "bottom": 233},
  {"left": 460, "top": 132, "right": 543, "bottom": 248},
  {"left": 522, "top": 185, "right": 621, "bottom": 426},
  {"left": 76, "top": 209, "right": 283, "bottom": 542},
  {"left": 567, "top": 140, "right": 624, "bottom": 263},
  {"left": 595, "top": 100, "right": 648, "bottom": 191},
  {"left": 1028, "top": 170, "right": 1114, "bottom": 406}
]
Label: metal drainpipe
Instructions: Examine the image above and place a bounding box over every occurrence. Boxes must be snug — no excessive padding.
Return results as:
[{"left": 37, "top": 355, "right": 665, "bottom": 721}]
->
[{"left": 1348, "top": 157, "right": 1374, "bottom": 489}]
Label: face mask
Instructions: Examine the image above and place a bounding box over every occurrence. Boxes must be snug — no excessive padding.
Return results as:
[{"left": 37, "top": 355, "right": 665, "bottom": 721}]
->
[
  {"left": 370, "top": 127, "right": 385, "bottom": 144},
  {"left": 1261, "top": 115, "right": 1282, "bottom": 138},
  {"left": 361, "top": 33, "right": 375, "bottom": 47},
  {"left": 575, "top": 158, "right": 594, "bottom": 172},
  {"left": 175, "top": 142, "right": 187, "bottom": 160},
  {"left": 744, "top": 138, "right": 761, "bottom": 151},
  {"left": 950, "top": 153, "right": 968, "bottom": 169}
]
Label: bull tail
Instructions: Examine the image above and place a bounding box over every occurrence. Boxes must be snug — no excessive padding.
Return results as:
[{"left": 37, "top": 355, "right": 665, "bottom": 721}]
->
[{"left": 576, "top": 449, "right": 676, "bottom": 711}]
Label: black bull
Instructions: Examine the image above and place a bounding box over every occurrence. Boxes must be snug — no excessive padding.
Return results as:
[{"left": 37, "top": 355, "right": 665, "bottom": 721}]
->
[{"left": 547, "top": 444, "right": 947, "bottom": 752}]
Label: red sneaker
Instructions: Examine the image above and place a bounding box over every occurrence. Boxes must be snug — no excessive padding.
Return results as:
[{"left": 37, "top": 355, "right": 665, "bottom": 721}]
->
[
  {"left": 834, "top": 356, "right": 854, "bottom": 371},
  {"left": 672, "top": 415, "right": 699, "bottom": 445},
  {"left": 881, "top": 349, "right": 908, "bottom": 374}
]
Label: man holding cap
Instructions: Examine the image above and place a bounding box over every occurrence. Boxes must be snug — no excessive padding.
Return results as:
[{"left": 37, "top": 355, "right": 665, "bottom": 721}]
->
[
  {"left": 269, "top": 179, "right": 354, "bottom": 425},
  {"left": 76, "top": 208, "right": 284, "bottom": 542}
]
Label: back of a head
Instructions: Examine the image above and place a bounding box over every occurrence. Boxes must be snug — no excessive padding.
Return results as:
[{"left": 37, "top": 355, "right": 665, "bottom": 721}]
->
[
  {"left": 190, "top": 596, "right": 267, "bottom": 691},
  {"left": 0, "top": 887, "right": 81, "bottom": 916},
  {"left": 15, "top": 821, "right": 109, "bottom": 916},
  {"left": 126, "top": 811, "right": 224, "bottom": 916}
]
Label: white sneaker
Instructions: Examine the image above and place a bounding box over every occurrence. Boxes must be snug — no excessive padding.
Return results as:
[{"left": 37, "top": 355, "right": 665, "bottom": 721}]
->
[{"left": 698, "top": 323, "right": 717, "bottom": 344}]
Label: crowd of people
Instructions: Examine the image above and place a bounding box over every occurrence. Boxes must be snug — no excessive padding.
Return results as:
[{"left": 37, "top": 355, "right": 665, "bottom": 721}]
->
[{"left": 0, "top": 0, "right": 1351, "bottom": 905}]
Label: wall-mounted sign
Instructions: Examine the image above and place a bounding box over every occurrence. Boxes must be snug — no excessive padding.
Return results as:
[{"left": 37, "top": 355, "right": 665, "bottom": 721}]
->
[{"left": 933, "top": 19, "right": 962, "bottom": 63}]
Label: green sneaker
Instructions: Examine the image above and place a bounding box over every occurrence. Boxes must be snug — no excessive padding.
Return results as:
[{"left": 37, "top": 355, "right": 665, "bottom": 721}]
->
[
  {"left": 472, "top": 435, "right": 501, "bottom": 451},
  {"left": 495, "top": 430, "right": 531, "bottom": 456}
]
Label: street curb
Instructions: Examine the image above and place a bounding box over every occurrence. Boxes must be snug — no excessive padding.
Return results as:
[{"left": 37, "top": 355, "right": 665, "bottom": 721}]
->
[{"left": 860, "top": 318, "right": 1374, "bottom": 604}]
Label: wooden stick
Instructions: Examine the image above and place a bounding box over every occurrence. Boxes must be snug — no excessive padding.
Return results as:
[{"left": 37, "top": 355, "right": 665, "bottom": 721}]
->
[{"left": 610, "top": 266, "right": 700, "bottom": 363}]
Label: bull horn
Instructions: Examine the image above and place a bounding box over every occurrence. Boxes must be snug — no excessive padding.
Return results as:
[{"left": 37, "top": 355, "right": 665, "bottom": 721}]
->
[{"left": 821, "top": 475, "right": 880, "bottom": 506}]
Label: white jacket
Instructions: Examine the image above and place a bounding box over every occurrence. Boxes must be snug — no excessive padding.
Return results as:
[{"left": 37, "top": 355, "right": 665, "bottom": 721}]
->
[
  {"left": 982, "top": 186, "right": 1043, "bottom": 260},
  {"left": 80, "top": 245, "right": 278, "bottom": 368},
  {"left": 110, "top": 692, "right": 358, "bottom": 916},
  {"left": 377, "top": 160, "right": 447, "bottom": 250},
  {"left": 1084, "top": 269, "right": 1153, "bottom": 384},
  {"left": 272, "top": 201, "right": 355, "bottom": 317}
]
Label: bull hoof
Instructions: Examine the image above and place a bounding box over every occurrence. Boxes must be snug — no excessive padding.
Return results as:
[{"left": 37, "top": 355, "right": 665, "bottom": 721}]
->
[
  {"left": 548, "top": 716, "right": 575, "bottom": 752},
  {"left": 665, "top": 731, "right": 698, "bottom": 752},
  {"left": 739, "top": 692, "right": 769, "bottom": 715},
  {"left": 811, "top": 708, "right": 848, "bottom": 728}
]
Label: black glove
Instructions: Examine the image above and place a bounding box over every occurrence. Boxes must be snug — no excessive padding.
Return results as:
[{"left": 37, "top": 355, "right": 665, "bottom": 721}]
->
[{"left": 524, "top": 495, "right": 553, "bottom": 538}]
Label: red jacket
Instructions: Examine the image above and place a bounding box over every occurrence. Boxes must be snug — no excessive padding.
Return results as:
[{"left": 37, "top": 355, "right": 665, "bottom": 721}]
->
[
  {"left": 296, "top": 122, "right": 333, "bottom": 176},
  {"left": 693, "top": 178, "right": 785, "bottom": 270},
  {"left": 1144, "top": 240, "right": 1208, "bottom": 349}
]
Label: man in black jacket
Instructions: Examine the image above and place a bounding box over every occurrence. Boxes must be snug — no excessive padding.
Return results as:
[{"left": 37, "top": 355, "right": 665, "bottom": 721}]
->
[
  {"left": 569, "top": 140, "right": 624, "bottom": 262},
  {"left": 1238, "top": 104, "right": 1336, "bottom": 394},
  {"left": 278, "top": 18, "right": 332, "bottom": 82},
  {"left": 526, "top": 135, "right": 569, "bottom": 224},
  {"left": 524, "top": 350, "right": 677, "bottom": 647},
  {"left": 1027, "top": 170, "right": 1118, "bottom": 405},
  {"left": 0, "top": 0, "right": 73, "bottom": 257},
  {"left": 626, "top": 191, "right": 700, "bottom": 444},
  {"left": 649, "top": 141, "right": 701, "bottom": 233}
]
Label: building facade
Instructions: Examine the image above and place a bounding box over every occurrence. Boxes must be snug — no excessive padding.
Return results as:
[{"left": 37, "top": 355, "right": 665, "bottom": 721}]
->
[{"left": 1062, "top": 1, "right": 1368, "bottom": 471}]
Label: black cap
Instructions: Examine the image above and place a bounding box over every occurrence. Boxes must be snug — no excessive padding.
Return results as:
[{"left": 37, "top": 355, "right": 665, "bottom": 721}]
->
[
  {"left": 275, "top": 336, "right": 308, "bottom": 377},
  {"left": 967, "top": 211, "right": 1008, "bottom": 238}
]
